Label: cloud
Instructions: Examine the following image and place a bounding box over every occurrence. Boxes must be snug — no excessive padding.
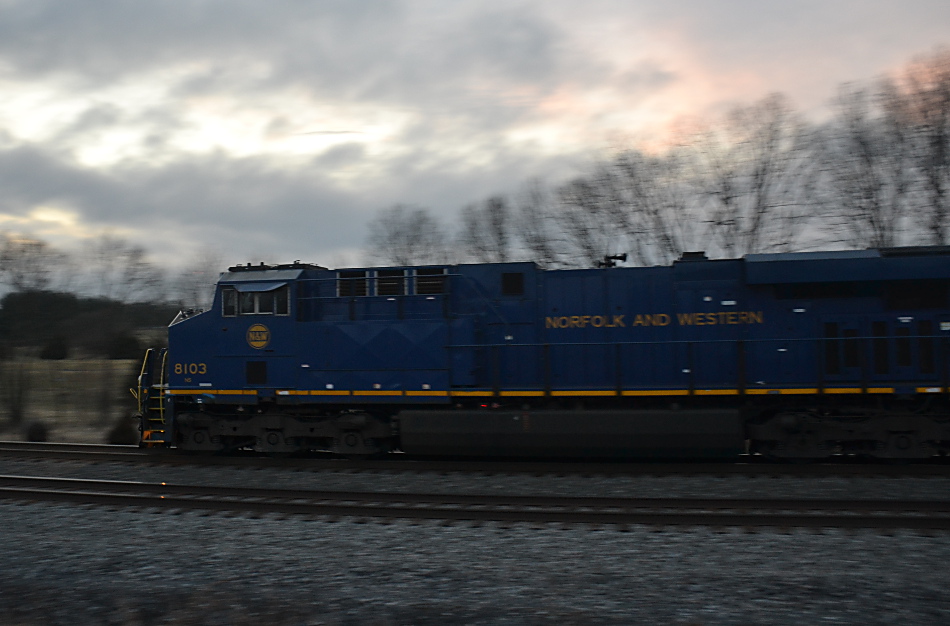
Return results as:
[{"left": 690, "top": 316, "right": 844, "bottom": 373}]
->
[
  {"left": 0, "top": 2, "right": 391, "bottom": 83},
  {"left": 622, "top": 0, "right": 950, "bottom": 112},
  {"left": 0, "top": 133, "right": 567, "bottom": 267}
]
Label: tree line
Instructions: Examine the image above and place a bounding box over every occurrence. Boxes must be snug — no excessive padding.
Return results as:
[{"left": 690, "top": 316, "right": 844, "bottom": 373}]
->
[
  {"left": 0, "top": 232, "right": 220, "bottom": 357},
  {"left": 0, "top": 232, "right": 220, "bottom": 309},
  {"left": 0, "top": 233, "right": 198, "bottom": 439},
  {"left": 366, "top": 49, "right": 950, "bottom": 268}
]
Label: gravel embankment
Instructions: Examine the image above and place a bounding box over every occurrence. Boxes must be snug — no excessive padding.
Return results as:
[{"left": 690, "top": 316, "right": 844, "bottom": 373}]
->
[{"left": 1, "top": 459, "right": 949, "bottom": 624}]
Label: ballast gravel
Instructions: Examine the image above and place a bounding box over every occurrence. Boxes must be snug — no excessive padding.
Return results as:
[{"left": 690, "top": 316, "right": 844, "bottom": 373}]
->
[
  {"left": 1, "top": 502, "right": 949, "bottom": 625},
  {"left": 0, "top": 459, "right": 948, "bottom": 624}
]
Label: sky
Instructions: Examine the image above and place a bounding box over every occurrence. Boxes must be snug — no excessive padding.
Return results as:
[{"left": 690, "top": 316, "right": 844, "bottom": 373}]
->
[{"left": 0, "top": 0, "right": 948, "bottom": 270}]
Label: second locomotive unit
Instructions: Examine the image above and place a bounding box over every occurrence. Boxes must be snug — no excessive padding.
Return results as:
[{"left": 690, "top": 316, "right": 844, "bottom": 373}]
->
[{"left": 136, "top": 246, "right": 950, "bottom": 459}]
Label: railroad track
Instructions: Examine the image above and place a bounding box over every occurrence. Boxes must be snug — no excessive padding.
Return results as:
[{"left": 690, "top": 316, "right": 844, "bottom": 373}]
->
[
  {"left": 2, "top": 441, "right": 950, "bottom": 477},
  {"left": 0, "top": 442, "right": 143, "bottom": 457},
  {"left": 1, "top": 474, "right": 948, "bottom": 530}
]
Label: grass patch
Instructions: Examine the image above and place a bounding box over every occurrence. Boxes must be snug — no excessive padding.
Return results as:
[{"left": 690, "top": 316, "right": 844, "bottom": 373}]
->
[{"left": 0, "top": 358, "right": 141, "bottom": 444}]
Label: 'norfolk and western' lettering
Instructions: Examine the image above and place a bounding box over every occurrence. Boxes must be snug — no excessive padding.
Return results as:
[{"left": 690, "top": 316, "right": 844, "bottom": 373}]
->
[
  {"left": 545, "top": 315, "right": 627, "bottom": 329},
  {"left": 545, "top": 311, "right": 764, "bottom": 329},
  {"left": 676, "top": 311, "right": 763, "bottom": 325}
]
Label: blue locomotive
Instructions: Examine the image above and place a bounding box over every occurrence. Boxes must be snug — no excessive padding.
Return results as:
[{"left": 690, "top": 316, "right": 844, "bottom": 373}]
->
[{"left": 134, "top": 246, "right": 950, "bottom": 459}]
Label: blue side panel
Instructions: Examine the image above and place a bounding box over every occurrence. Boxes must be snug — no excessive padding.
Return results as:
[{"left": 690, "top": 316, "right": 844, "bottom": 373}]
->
[
  {"left": 312, "top": 321, "right": 449, "bottom": 391},
  {"left": 165, "top": 312, "right": 215, "bottom": 388},
  {"left": 403, "top": 296, "right": 446, "bottom": 319},
  {"left": 542, "top": 269, "right": 615, "bottom": 389},
  {"left": 665, "top": 261, "right": 742, "bottom": 390},
  {"left": 448, "top": 317, "right": 477, "bottom": 387},
  {"left": 616, "top": 267, "right": 676, "bottom": 390},
  {"left": 673, "top": 282, "right": 742, "bottom": 388},
  {"left": 168, "top": 310, "right": 300, "bottom": 395},
  {"left": 451, "top": 262, "right": 542, "bottom": 390},
  {"left": 745, "top": 249, "right": 950, "bottom": 284},
  {"left": 746, "top": 250, "right": 879, "bottom": 284},
  {"left": 490, "top": 328, "right": 543, "bottom": 389}
]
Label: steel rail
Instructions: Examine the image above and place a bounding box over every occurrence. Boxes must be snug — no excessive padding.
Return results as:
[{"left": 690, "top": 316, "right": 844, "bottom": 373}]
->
[
  {"left": 2, "top": 442, "right": 950, "bottom": 476},
  {"left": 0, "top": 442, "right": 136, "bottom": 452},
  {"left": 1, "top": 475, "right": 949, "bottom": 530}
]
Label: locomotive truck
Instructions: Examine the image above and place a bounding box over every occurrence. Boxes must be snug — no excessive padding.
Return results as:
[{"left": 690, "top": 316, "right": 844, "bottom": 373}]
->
[{"left": 134, "top": 246, "right": 950, "bottom": 459}]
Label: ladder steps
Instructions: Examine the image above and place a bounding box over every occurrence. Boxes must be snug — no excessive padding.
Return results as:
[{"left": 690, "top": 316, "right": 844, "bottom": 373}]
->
[{"left": 136, "top": 347, "right": 169, "bottom": 446}]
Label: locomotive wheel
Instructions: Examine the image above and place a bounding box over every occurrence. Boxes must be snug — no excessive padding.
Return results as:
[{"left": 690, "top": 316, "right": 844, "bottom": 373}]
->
[
  {"left": 336, "top": 431, "right": 365, "bottom": 455},
  {"left": 880, "top": 433, "right": 932, "bottom": 459},
  {"left": 332, "top": 430, "right": 385, "bottom": 457}
]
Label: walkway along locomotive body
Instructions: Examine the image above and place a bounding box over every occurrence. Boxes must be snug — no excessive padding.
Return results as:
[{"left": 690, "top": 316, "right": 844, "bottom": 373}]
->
[{"left": 135, "top": 246, "right": 950, "bottom": 459}]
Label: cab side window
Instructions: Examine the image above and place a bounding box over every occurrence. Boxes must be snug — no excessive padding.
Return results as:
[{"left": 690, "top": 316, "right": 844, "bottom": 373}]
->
[
  {"left": 239, "top": 292, "right": 256, "bottom": 314},
  {"left": 223, "top": 288, "right": 237, "bottom": 317},
  {"left": 275, "top": 287, "right": 289, "bottom": 314},
  {"left": 222, "top": 285, "right": 290, "bottom": 316}
]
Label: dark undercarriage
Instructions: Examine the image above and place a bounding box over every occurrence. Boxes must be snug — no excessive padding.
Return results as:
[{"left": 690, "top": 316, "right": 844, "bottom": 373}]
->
[{"left": 168, "top": 394, "right": 950, "bottom": 460}]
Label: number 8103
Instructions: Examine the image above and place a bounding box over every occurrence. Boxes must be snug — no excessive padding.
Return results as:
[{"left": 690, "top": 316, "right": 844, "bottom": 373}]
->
[{"left": 174, "top": 363, "right": 207, "bottom": 375}]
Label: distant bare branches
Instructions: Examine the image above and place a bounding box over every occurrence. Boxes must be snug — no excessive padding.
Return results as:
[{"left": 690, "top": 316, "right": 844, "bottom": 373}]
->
[
  {"left": 366, "top": 204, "right": 450, "bottom": 266},
  {"left": 512, "top": 181, "right": 565, "bottom": 267},
  {"left": 813, "top": 49, "right": 950, "bottom": 249},
  {"left": 609, "top": 148, "right": 705, "bottom": 265},
  {"left": 360, "top": 49, "right": 950, "bottom": 266},
  {"left": 530, "top": 94, "right": 819, "bottom": 267},
  {"left": 556, "top": 170, "right": 622, "bottom": 267},
  {"left": 172, "top": 248, "right": 224, "bottom": 310},
  {"left": 83, "top": 234, "right": 165, "bottom": 302},
  {"left": 0, "top": 235, "right": 64, "bottom": 291},
  {"left": 694, "top": 93, "right": 817, "bottom": 256},
  {"left": 819, "top": 84, "right": 916, "bottom": 248},
  {"left": 899, "top": 49, "right": 950, "bottom": 244},
  {"left": 458, "top": 195, "right": 513, "bottom": 263}
]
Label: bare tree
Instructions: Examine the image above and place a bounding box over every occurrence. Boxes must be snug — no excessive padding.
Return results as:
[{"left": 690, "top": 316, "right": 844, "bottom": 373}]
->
[
  {"left": 172, "top": 249, "right": 224, "bottom": 310},
  {"left": 365, "top": 204, "right": 451, "bottom": 266},
  {"left": 553, "top": 94, "right": 816, "bottom": 267},
  {"left": 512, "top": 180, "right": 566, "bottom": 267},
  {"left": 551, "top": 149, "right": 706, "bottom": 267},
  {"left": 457, "top": 195, "right": 513, "bottom": 263},
  {"left": 0, "top": 234, "right": 64, "bottom": 292},
  {"left": 609, "top": 148, "right": 706, "bottom": 265},
  {"left": 819, "top": 85, "right": 916, "bottom": 248},
  {"left": 898, "top": 49, "right": 950, "bottom": 244},
  {"left": 359, "top": 52, "right": 950, "bottom": 265},
  {"left": 83, "top": 234, "right": 165, "bottom": 302},
  {"left": 693, "top": 93, "right": 817, "bottom": 256},
  {"left": 555, "top": 169, "right": 625, "bottom": 267}
]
